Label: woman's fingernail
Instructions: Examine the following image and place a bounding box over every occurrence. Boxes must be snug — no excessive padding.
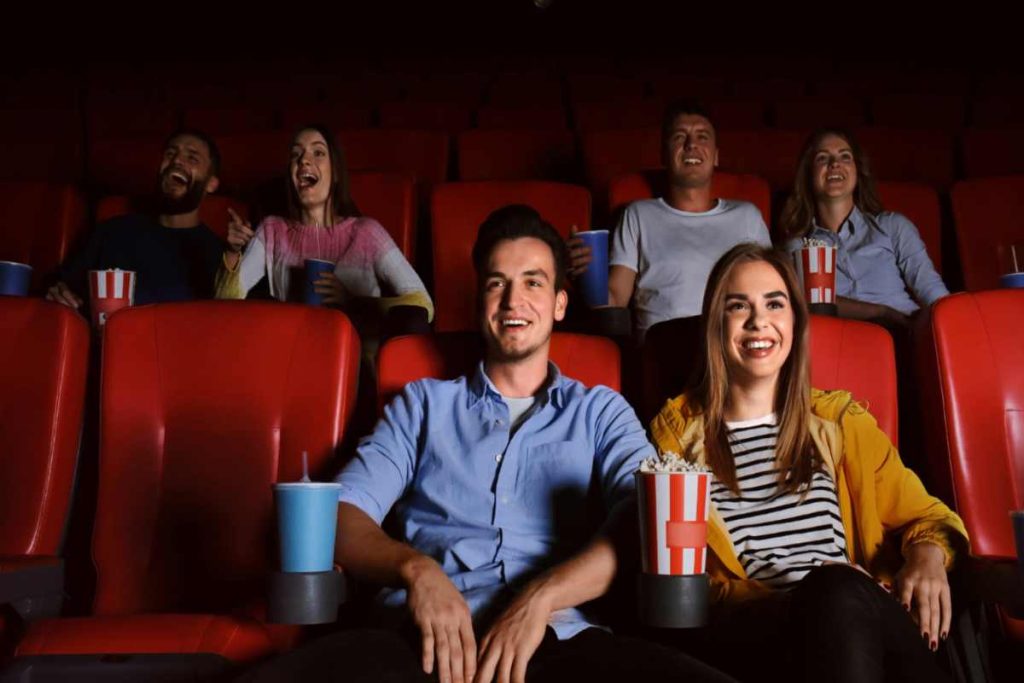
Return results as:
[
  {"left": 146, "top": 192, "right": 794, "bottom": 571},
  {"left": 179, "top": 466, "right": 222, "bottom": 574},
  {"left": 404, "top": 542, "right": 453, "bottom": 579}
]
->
[
  {"left": 931, "top": 640, "right": 938, "bottom": 652},
  {"left": 923, "top": 632, "right": 930, "bottom": 641},
  {"left": 941, "top": 632, "right": 948, "bottom": 641}
]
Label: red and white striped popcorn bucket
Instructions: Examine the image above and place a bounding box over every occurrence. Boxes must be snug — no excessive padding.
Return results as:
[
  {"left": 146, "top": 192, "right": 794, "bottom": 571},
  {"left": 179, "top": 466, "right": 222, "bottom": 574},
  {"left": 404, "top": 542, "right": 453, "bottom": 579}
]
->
[
  {"left": 636, "top": 471, "right": 712, "bottom": 576},
  {"left": 88, "top": 269, "right": 136, "bottom": 329},
  {"left": 793, "top": 245, "right": 836, "bottom": 305}
]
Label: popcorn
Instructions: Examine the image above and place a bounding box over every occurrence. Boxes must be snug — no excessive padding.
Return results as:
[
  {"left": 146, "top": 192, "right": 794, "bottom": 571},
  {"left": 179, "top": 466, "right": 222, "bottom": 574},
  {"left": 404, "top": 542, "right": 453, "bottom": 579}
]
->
[
  {"left": 802, "top": 237, "right": 830, "bottom": 248},
  {"left": 639, "top": 451, "right": 711, "bottom": 473}
]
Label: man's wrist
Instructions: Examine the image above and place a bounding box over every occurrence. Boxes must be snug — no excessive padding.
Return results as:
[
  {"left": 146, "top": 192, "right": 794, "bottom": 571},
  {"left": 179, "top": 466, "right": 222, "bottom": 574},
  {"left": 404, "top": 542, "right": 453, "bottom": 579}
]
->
[{"left": 398, "top": 552, "right": 438, "bottom": 588}]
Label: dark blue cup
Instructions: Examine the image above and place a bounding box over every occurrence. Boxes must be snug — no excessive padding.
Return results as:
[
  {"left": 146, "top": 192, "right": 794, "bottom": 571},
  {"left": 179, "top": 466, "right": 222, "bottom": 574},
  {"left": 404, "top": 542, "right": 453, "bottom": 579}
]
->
[
  {"left": 1000, "top": 272, "right": 1024, "bottom": 289},
  {"left": 275, "top": 482, "right": 343, "bottom": 573},
  {"left": 305, "top": 259, "right": 335, "bottom": 306},
  {"left": 576, "top": 230, "right": 609, "bottom": 308},
  {"left": 0, "top": 261, "right": 32, "bottom": 296}
]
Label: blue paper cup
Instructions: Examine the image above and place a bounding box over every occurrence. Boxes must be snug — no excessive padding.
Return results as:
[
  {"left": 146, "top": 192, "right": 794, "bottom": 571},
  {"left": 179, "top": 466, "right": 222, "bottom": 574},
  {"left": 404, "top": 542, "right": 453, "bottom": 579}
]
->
[
  {"left": 1000, "top": 272, "right": 1024, "bottom": 289},
  {"left": 274, "top": 482, "right": 343, "bottom": 573},
  {"left": 304, "top": 259, "right": 335, "bottom": 306},
  {"left": 0, "top": 261, "right": 32, "bottom": 296},
  {"left": 576, "top": 230, "right": 609, "bottom": 308}
]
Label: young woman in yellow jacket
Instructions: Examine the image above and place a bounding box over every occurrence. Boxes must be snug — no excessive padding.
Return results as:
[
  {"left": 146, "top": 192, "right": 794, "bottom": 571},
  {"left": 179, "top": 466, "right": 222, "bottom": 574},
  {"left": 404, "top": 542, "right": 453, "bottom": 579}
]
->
[{"left": 649, "top": 242, "right": 968, "bottom": 683}]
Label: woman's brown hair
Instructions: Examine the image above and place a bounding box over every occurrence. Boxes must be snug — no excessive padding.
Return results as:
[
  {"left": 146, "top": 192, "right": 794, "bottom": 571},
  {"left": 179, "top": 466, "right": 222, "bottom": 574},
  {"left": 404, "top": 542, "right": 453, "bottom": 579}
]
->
[{"left": 690, "top": 243, "right": 820, "bottom": 495}]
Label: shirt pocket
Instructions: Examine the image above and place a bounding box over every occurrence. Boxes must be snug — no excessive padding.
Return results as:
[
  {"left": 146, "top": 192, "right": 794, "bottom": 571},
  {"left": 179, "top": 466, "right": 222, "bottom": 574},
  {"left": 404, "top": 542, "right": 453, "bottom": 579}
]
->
[{"left": 514, "top": 441, "right": 594, "bottom": 526}]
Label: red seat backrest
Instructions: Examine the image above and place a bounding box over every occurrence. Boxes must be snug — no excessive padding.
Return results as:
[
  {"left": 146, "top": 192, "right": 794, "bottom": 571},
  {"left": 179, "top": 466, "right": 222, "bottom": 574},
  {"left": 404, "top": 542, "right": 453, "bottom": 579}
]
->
[
  {"left": 573, "top": 100, "right": 666, "bottom": 132},
  {"left": 876, "top": 181, "right": 944, "bottom": 276},
  {"left": 854, "top": 127, "right": 955, "bottom": 188},
  {"left": 581, "top": 127, "right": 663, "bottom": 209},
  {"left": 280, "top": 104, "right": 374, "bottom": 133},
  {"left": 772, "top": 97, "right": 866, "bottom": 130},
  {"left": 182, "top": 107, "right": 277, "bottom": 135},
  {"left": 919, "top": 291, "right": 1024, "bottom": 560},
  {"left": 717, "top": 129, "right": 809, "bottom": 192},
  {"left": 475, "top": 105, "right": 567, "bottom": 130},
  {"left": 378, "top": 102, "right": 472, "bottom": 136},
  {"left": 962, "top": 129, "right": 1024, "bottom": 179},
  {"left": 950, "top": 176, "right": 1024, "bottom": 291},
  {"left": 607, "top": 170, "right": 771, "bottom": 226},
  {"left": 338, "top": 129, "right": 450, "bottom": 204},
  {"left": 348, "top": 171, "right": 417, "bottom": 261},
  {"left": 377, "top": 332, "right": 621, "bottom": 410},
  {"left": 0, "top": 182, "right": 88, "bottom": 292},
  {"left": 214, "top": 131, "right": 293, "bottom": 194},
  {"left": 869, "top": 94, "right": 965, "bottom": 131},
  {"left": 457, "top": 130, "right": 577, "bottom": 182},
  {"left": 88, "top": 136, "right": 166, "bottom": 196},
  {"left": 91, "top": 302, "right": 360, "bottom": 615},
  {"left": 640, "top": 315, "right": 897, "bottom": 442},
  {"left": 430, "top": 181, "right": 591, "bottom": 332},
  {"left": 0, "top": 299, "right": 89, "bottom": 556},
  {"left": 95, "top": 194, "right": 247, "bottom": 242}
]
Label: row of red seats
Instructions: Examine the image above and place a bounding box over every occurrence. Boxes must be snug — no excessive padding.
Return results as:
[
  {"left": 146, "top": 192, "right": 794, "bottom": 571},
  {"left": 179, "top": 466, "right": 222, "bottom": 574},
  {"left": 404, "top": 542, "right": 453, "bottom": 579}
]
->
[
  {"left": 2, "top": 174, "right": 1020, "bottom": 329},
  {"left": 2, "top": 292, "right": 1021, "bottom": 676},
  {"left": 6, "top": 125, "right": 1024, "bottom": 197}
]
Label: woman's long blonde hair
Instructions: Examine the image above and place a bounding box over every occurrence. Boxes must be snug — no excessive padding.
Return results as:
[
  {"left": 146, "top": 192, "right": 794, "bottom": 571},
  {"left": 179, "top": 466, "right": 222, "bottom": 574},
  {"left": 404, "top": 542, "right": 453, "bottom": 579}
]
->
[{"left": 690, "top": 243, "right": 820, "bottom": 495}]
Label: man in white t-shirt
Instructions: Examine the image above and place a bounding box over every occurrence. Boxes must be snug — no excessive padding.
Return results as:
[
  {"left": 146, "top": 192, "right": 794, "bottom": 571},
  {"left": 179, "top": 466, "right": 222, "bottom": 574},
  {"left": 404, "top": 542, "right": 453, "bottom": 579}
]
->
[{"left": 570, "top": 101, "right": 771, "bottom": 338}]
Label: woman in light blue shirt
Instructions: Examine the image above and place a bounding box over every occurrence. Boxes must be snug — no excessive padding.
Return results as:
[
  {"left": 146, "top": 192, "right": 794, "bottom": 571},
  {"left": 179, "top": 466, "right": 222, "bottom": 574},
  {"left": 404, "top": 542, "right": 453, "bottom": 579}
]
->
[{"left": 779, "top": 129, "right": 949, "bottom": 328}]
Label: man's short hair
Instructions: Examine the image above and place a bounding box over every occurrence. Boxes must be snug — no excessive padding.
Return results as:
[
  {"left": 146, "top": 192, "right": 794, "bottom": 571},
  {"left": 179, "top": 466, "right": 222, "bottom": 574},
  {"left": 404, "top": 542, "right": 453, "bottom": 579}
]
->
[
  {"left": 660, "top": 99, "right": 715, "bottom": 144},
  {"left": 472, "top": 204, "right": 569, "bottom": 292},
  {"left": 163, "top": 128, "right": 221, "bottom": 178}
]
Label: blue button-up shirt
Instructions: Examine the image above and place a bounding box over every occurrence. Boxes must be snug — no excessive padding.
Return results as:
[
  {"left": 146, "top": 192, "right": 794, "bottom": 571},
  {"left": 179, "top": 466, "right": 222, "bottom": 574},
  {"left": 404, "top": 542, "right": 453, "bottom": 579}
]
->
[
  {"left": 784, "top": 207, "right": 949, "bottom": 315},
  {"left": 336, "top": 362, "right": 653, "bottom": 639}
]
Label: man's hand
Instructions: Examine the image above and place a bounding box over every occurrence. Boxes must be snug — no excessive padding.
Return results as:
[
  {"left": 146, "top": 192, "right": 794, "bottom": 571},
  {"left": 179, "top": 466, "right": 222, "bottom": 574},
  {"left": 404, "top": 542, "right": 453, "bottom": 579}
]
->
[
  {"left": 46, "top": 281, "right": 83, "bottom": 309},
  {"left": 403, "top": 555, "right": 478, "bottom": 683},
  {"left": 894, "top": 542, "right": 951, "bottom": 651},
  {"left": 566, "top": 225, "right": 591, "bottom": 277},
  {"left": 226, "top": 208, "right": 254, "bottom": 255},
  {"left": 473, "top": 584, "right": 552, "bottom": 683}
]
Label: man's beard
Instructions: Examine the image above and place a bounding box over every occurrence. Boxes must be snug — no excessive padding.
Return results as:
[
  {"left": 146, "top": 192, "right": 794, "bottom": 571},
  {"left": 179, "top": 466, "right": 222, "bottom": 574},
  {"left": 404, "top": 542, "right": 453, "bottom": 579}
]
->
[{"left": 156, "top": 171, "right": 207, "bottom": 215}]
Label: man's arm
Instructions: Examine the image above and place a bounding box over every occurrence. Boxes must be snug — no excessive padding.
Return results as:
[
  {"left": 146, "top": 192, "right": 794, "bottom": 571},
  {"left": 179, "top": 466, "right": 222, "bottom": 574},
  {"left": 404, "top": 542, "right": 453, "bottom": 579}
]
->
[
  {"left": 836, "top": 296, "right": 910, "bottom": 328},
  {"left": 607, "top": 265, "right": 636, "bottom": 308}
]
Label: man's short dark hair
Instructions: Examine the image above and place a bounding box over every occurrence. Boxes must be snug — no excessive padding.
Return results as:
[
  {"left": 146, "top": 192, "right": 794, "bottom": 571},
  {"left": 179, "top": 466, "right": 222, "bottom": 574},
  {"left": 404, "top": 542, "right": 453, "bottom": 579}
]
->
[
  {"left": 472, "top": 204, "right": 569, "bottom": 291},
  {"left": 661, "top": 99, "right": 715, "bottom": 144},
  {"left": 163, "top": 128, "right": 221, "bottom": 178}
]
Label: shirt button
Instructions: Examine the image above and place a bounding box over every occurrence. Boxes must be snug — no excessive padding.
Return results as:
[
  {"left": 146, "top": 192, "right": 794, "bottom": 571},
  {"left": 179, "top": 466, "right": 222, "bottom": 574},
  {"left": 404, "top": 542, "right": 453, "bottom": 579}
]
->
[
  {"left": 495, "top": 419, "right": 504, "bottom": 426},
  {"left": 495, "top": 453, "right": 503, "bottom": 463}
]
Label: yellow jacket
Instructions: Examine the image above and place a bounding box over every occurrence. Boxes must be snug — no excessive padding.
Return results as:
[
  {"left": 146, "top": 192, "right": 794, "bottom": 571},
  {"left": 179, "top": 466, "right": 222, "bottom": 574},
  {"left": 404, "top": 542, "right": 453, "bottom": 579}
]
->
[{"left": 649, "top": 389, "right": 970, "bottom": 606}]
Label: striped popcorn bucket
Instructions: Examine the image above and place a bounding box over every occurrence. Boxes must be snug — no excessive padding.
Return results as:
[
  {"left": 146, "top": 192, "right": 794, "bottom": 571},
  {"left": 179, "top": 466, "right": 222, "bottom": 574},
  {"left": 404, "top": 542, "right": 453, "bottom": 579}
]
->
[
  {"left": 636, "top": 471, "right": 711, "bottom": 576},
  {"left": 793, "top": 245, "right": 836, "bottom": 305},
  {"left": 88, "top": 269, "right": 136, "bottom": 329}
]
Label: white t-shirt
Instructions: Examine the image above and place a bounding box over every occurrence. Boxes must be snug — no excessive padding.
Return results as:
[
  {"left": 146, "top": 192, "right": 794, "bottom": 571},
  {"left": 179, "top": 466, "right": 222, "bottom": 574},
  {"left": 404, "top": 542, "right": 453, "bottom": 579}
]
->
[{"left": 610, "top": 198, "right": 771, "bottom": 337}]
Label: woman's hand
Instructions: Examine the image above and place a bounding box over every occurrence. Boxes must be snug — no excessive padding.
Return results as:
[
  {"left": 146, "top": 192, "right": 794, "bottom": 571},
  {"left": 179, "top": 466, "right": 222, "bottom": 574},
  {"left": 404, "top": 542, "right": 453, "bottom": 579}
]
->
[
  {"left": 313, "top": 271, "right": 346, "bottom": 306},
  {"left": 894, "top": 542, "right": 951, "bottom": 651}
]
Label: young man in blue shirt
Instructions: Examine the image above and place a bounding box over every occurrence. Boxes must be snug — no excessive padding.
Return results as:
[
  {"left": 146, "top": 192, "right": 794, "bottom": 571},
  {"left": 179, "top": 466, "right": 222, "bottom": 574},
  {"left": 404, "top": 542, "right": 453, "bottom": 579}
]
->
[{"left": 238, "top": 206, "right": 732, "bottom": 683}]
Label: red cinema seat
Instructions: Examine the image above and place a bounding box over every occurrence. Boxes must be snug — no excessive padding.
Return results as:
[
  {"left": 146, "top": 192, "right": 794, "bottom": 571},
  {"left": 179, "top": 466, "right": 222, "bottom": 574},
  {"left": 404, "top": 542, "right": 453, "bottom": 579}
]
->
[
  {"left": 339, "top": 129, "right": 450, "bottom": 204},
  {"left": 0, "top": 182, "right": 88, "bottom": 292},
  {"left": 215, "top": 131, "right": 292, "bottom": 195},
  {"left": 772, "top": 97, "right": 866, "bottom": 130},
  {"left": 95, "top": 194, "right": 247, "bottom": 243},
  {"left": 607, "top": 170, "right": 771, "bottom": 226},
  {"left": 430, "top": 181, "right": 591, "bottom": 332},
  {"left": 182, "top": 107, "right": 278, "bottom": 135},
  {"left": 378, "top": 101, "right": 472, "bottom": 135},
  {"left": 348, "top": 171, "right": 417, "bottom": 261},
  {"left": 918, "top": 291, "right": 1024, "bottom": 640},
  {"left": 0, "top": 107, "right": 82, "bottom": 182},
  {"left": 640, "top": 315, "right": 897, "bottom": 440},
  {"left": 0, "top": 299, "right": 89, "bottom": 638},
  {"left": 855, "top": 127, "right": 955, "bottom": 188},
  {"left": 573, "top": 99, "right": 666, "bottom": 132},
  {"left": 476, "top": 105, "right": 567, "bottom": 130},
  {"left": 717, "top": 129, "right": 808, "bottom": 192},
  {"left": 13, "top": 302, "right": 361, "bottom": 677},
  {"left": 581, "top": 127, "right": 663, "bottom": 209},
  {"left": 870, "top": 94, "right": 966, "bottom": 131},
  {"left": 487, "top": 74, "right": 564, "bottom": 107},
  {"left": 703, "top": 98, "right": 768, "bottom": 129},
  {"left": 457, "top": 129, "right": 577, "bottom": 182},
  {"left": 950, "top": 176, "right": 1024, "bottom": 291},
  {"left": 378, "top": 332, "right": 620, "bottom": 410},
  {"left": 280, "top": 104, "right": 374, "bottom": 133},
  {"left": 88, "top": 136, "right": 167, "bottom": 196},
  {"left": 876, "top": 181, "right": 944, "bottom": 276},
  {"left": 962, "top": 129, "right": 1024, "bottom": 178}
]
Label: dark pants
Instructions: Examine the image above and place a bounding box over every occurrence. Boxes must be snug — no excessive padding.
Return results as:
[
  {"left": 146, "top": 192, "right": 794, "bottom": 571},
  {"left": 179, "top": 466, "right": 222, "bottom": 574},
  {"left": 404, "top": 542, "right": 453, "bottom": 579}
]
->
[
  {"left": 234, "top": 625, "right": 737, "bottom": 683},
  {"left": 655, "top": 565, "right": 951, "bottom": 683}
]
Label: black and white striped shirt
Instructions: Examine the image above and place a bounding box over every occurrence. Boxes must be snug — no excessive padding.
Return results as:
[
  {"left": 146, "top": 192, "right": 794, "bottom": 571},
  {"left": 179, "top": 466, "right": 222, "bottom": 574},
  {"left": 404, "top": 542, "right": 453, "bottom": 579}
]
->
[{"left": 713, "top": 415, "right": 847, "bottom": 589}]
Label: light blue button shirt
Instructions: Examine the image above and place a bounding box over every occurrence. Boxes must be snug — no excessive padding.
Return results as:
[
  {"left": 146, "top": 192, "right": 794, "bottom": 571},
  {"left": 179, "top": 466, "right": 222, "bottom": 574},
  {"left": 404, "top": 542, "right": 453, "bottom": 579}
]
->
[
  {"left": 784, "top": 207, "right": 949, "bottom": 315},
  {"left": 336, "top": 362, "right": 653, "bottom": 639}
]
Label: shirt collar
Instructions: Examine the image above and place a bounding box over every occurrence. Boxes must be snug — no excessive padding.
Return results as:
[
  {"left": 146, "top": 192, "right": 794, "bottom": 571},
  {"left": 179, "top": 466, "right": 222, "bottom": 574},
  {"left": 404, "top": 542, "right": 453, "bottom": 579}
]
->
[
  {"left": 468, "top": 361, "right": 567, "bottom": 410},
  {"left": 811, "top": 205, "right": 866, "bottom": 238}
]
